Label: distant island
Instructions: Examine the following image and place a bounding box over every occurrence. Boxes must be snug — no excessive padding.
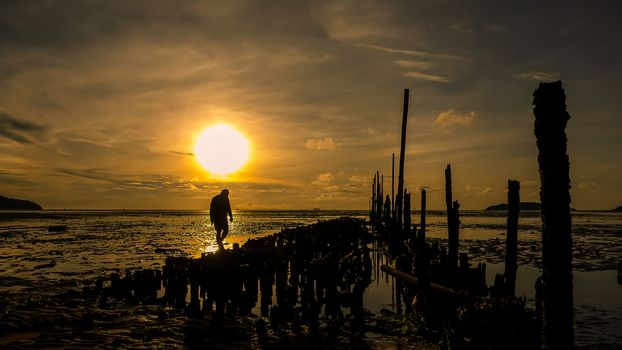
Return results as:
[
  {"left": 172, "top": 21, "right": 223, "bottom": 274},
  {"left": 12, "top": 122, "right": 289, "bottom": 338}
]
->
[
  {"left": 485, "top": 202, "right": 541, "bottom": 211},
  {"left": 613, "top": 205, "right": 622, "bottom": 212},
  {"left": 0, "top": 195, "right": 42, "bottom": 210}
]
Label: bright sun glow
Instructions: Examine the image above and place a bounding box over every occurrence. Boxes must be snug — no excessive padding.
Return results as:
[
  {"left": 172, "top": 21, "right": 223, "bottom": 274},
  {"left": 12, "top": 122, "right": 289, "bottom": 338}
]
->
[{"left": 194, "top": 124, "right": 250, "bottom": 176}]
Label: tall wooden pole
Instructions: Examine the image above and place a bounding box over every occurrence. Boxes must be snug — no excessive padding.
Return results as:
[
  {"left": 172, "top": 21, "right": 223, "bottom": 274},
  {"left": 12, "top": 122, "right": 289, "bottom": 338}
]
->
[
  {"left": 372, "top": 174, "right": 376, "bottom": 223},
  {"left": 419, "top": 189, "right": 426, "bottom": 244},
  {"left": 380, "top": 174, "right": 384, "bottom": 222},
  {"left": 533, "top": 81, "right": 573, "bottom": 349},
  {"left": 404, "top": 190, "right": 411, "bottom": 234},
  {"left": 445, "top": 164, "right": 459, "bottom": 269},
  {"left": 391, "top": 153, "right": 395, "bottom": 219},
  {"left": 505, "top": 180, "right": 520, "bottom": 296},
  {"left": 445, "top": 165, "right": 452, "bottom": 220},
  {"left": 396, "top": 89, "right": 410, "bottom": 231},
  {"left": 376, "top": 171, "right": 382, "bottom": 221}
]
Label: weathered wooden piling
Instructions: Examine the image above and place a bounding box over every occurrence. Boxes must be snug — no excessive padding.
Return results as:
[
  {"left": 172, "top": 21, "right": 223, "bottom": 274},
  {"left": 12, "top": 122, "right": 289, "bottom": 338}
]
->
[
  {"left": 381, "top": 265, "right": 458, "bottom": 296},
  {"left": 392, "top": 153, "right": 395, "bottom": 218},
  {"left": 445, "top": 165, "right": 459, "bottom": 269},
  {"left": 505, "top": 180, "right": 520, "bottom": 296},
  {"left": 383, "top": 194, "right": 392, "bottom": 225},
  {"left": 371, "top": 175, "right": 376, "bottom": 222},
  {"left": 381, "top": 174, "right": 384, "bottom": 203},
  {"left": 376, "top": 171, "right": 383, "bottom": 221},
  {"left": 418, "top": 189, "right": 426, "bottom": 245},
  {"left": 535, "top": 276, "right": 544, "bottom": 350},
  {"left": 404, "top": 189, "right": 412, "bottom": 236},
  {"left": 533, "top": 80, "right": 574, "bottom": 349},
  {"left": 396, "top": 89, "right": 410, "bottom": 231}
]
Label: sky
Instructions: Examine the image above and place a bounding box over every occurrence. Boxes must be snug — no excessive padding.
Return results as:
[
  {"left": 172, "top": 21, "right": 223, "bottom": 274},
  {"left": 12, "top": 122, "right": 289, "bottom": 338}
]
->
[{"left": 1, "top": 0, "right": 621, "bottom": 210}]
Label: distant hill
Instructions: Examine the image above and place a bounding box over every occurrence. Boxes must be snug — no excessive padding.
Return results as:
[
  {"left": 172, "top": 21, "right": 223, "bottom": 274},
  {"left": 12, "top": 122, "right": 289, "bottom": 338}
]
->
[
  {"left": 0, "top": 195, "right": 42, "bottom": 210},
  {"left": 485, "top": 202, "right": 541, "bottom": 211}
]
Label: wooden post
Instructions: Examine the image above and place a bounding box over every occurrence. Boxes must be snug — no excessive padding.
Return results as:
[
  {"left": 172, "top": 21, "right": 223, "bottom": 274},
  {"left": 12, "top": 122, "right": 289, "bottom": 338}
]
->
[
  {"left": 445, "top": 165, "right": 459, "bottom": 269},
  {"left": 371, "top": 175, "right": 376, "bottom": 223},
  {"left": 505, "top": 180, "right": 520, "bottom": 296},
  {"left": 392, "top": 153, "right": 395, "bottom": 220},
  {"left": 533, "top": 81, "right": 574, "bottom": 349},
  {"left": 381, "top": 265, "right": 459, "bottom": 296},
  {"left": 381, "top": 174, "right": 384, "bottom": 201},
  {"left": 396, "top": 89, "right": 410, "bottom": 231},
  {"left": 404, "top": 190, "right": 411, "bottom": 235},
  {"left": 418, "top": 189, "right": 426, "bottom": 244},
  {"left": 451, "top": 200, "right": 460, "bottom": 266},
  {"left": 376, "top": 171, "right": 382, "bottom": 222},
  {"left": 535, "top": 276, "right": 544, "bottom": 350},
  {"left": 380, "top": 174, "right": 384, "bottom": 221}
]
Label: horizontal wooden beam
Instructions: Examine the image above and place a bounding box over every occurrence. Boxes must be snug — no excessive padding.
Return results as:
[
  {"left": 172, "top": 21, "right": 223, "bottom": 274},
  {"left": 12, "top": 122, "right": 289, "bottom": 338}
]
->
[{"left": 381, "top": 265, "right": 459, "bottom": 295}]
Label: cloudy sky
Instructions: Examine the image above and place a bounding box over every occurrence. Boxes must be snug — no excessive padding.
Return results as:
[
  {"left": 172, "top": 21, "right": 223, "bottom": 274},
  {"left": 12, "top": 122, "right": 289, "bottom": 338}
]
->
[{"left": 1, "top": 0, "right": 620, "bottom": 210}]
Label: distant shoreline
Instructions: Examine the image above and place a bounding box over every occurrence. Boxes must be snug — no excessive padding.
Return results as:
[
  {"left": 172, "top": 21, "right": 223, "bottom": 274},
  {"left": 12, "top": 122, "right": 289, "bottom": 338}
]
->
[
  {"left": 1, "top": 208, "right": 620, "bottom": 213},
  {"left": 0, "top": 195, "right": 42, "bottom": 210}
]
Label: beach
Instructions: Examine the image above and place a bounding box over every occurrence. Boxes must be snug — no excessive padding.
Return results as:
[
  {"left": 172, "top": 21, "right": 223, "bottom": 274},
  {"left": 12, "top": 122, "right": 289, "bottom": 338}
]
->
[{"left": 1, "top": 210, "right": 620, "bottom": 348}]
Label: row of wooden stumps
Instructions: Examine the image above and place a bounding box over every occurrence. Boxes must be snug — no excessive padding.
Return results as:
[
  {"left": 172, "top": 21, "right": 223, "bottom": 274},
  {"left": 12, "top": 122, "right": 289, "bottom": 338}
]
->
[
  {"left": 378, "top": 163, "right": 531, "bottom": 348},
  {"left": 91, "top": 218, "right": 373, "bottom": 343},
  {"left": 371, "top": 81, "right": 574, "bottom": 349}
]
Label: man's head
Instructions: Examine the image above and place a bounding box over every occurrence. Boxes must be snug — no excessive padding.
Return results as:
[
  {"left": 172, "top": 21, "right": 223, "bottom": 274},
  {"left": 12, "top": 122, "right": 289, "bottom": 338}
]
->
[{"left": 221, "top": 189, "right": 229, "bottom": 196}]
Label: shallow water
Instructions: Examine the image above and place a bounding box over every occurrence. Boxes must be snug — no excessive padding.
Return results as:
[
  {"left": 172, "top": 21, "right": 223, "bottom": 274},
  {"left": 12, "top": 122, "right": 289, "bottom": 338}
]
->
[{"left": 1, "top": 210, "right": 620, "bottom": 348}]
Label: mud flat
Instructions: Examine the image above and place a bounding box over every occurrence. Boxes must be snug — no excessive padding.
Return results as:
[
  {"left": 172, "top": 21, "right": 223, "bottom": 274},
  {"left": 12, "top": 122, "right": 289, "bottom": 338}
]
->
[{"left": 0, "top": 218, "right": 441, "bottom": 349}]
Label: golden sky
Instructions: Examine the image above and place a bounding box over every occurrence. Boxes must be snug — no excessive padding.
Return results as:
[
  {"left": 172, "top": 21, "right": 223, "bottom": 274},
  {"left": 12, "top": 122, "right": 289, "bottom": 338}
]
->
[{"left": 1, "top": 1, "right": 620, "bottom": 210}]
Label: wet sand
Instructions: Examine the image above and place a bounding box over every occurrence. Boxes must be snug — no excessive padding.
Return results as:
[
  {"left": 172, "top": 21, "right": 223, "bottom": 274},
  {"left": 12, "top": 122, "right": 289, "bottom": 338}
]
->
[{"left": 1, "top": 211, "right": 620, "bottom": 348}]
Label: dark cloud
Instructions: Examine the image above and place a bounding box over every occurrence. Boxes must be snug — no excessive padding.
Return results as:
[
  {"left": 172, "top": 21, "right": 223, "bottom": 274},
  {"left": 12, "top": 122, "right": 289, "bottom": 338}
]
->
[
  {"left": 0, "top": 174, "right": 35, "bottom": 186},
  {"left": 170, "top": 151, "right": 194, "bottom": 157},
  {"left": 57, "top": 167, "right": 298, "bottom": 194},
  {"left": 0, "top": 112, "right": 46, "bottom": 144},
  {"left": 0, "top": 171, "right": 25, "bottom": 176}
]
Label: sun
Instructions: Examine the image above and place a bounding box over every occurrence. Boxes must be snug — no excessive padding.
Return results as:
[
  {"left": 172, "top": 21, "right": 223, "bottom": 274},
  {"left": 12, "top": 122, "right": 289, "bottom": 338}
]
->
[{"left": 194, "top": 124, "right": 250, "bottom": 176}]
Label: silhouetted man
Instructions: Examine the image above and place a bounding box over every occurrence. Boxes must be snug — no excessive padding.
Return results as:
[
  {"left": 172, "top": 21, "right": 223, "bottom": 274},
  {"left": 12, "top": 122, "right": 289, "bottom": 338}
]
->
[{"left": 210, "top": 189, "right": 233, "bottom": 249}]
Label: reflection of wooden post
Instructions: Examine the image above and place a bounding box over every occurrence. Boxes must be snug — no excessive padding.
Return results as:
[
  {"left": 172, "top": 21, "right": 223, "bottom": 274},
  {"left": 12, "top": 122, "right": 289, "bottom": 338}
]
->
[
  {"left": 445, "top": 165, "right": 459, "bottom": 269},
  {"left": 396, "top": 89, "right": 410, "bottom": 231},
  {"left": 533, "top": 81, "right": 574, "bottom": 349},
  {"left": 505, "top": 180, "right": 520, "bottom": 296}
]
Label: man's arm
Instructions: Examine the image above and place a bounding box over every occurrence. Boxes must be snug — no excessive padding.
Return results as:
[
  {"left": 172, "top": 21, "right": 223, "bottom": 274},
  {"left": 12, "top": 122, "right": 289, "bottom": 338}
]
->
[{"left": 227, "top": 199, "right": 233, "bottom": 222}]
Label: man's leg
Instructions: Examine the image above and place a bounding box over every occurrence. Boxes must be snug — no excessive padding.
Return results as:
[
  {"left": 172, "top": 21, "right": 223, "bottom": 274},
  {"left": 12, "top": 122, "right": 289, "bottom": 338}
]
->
[
  {"left": 215, "top": 226, "right": 223, "bottom": 246},
  {"left": 221, "top": 223, "right": 229, "bottom": 241}
]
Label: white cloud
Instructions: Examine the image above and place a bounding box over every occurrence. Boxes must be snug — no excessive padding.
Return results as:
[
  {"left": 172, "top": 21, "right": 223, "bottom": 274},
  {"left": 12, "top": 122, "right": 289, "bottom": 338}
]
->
[
  {"left": 478, "top": 187, "right": 492, "bottom": 195},
  {"left": 348, "top": 175, "right": 368, "bottom": 184},
  {"left": 395, "top": 60, "right": 433, "bottom": 70},
  {"left": 311, "top": 172, "right": 335, "bottom": 185},
  {"left": 360, "top": 44, "right": 460, "bottom": 60},
  {"left": 433, "top": 109, "right": 476, "bottom": 128},
  {"left": 404, "top": 71, "right": 451, "bottom": 83},
  {"left": 305, "top": 137, "right": 337, "bottom": 151},
  {"left": 515, "top": 71, "right": 560, "bottom": 82}
]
